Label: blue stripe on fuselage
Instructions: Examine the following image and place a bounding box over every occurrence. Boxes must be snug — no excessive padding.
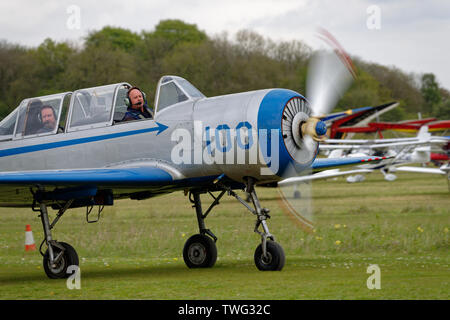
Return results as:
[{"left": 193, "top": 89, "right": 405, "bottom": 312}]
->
[{"left": 0, "top": 125, "right": 164, "bottom": 158}]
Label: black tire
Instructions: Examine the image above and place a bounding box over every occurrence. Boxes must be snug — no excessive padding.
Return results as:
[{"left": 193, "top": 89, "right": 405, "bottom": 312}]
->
[
  {"left": 183, "top": 234, "right": 217, "bottom": 268},
  {"left": 254, "top": 240, "right": 285, "bottom": 271},
  {"left": 43, "top": 242, "right": 79, "bottom": 279}
]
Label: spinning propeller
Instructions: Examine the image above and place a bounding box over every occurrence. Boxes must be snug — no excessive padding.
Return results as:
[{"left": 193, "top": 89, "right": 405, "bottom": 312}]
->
[{"left": 276, "top": 29, "right": 357, "bottom": 232}]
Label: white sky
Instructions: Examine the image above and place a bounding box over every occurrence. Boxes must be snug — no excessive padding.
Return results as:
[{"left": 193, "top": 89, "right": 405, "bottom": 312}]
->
[{"left": 1, "top": 0, "right": 449, "bottom": 90}]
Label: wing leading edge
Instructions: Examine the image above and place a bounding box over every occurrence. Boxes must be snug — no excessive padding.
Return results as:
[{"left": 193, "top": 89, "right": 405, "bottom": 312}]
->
[
  {"left": 0, "top": 166, "right": 181, "bottom": 207},
  {"left": 311, "top": 156, "right": 391, "bottom": 171},
  {"left": 0, "top": 166, "right": 227, "bottom": 207},
  {"left": 278, "top": 156, "right": 391, "bottom": 185},
  {"left": 0, "top": 166, "right": 174, "bottom": 187}
]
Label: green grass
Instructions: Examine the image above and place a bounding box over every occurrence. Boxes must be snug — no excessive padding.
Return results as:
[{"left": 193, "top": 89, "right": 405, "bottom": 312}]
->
[{"left": 0, "top": 171, "right": 448, "bottom": 299}]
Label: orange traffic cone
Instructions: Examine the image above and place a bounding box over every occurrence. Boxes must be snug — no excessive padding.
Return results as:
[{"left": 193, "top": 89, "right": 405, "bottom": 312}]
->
[{"left": 25, "top": 224, "right": 36, "bottom": 251}]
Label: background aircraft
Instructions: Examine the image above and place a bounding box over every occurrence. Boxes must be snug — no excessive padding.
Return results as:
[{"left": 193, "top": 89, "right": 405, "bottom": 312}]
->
[
  {"left": 317, "top": 126, "right": 449, "bottom": 183},
  {"left": 276, "top": 125, "right": 449, "bottom": 202},
  {"left": 331, "top": 117, "right": 450, "bottom": 139},
  {"left": 324, "top": 101, "right": 399, "bottom": 139}
]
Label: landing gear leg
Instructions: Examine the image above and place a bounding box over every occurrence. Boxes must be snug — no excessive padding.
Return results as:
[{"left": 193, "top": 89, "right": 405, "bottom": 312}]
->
[
  {"left": 183, "top": 191, "right": 220, "bottom": 268},
  {"left": 217, "top": 177, "right": 285, "bottom": 271},
  {"left": 183, "top": 178, "right": 285, "bottom": 271},
  {"left": 34, "top": 190, "right": 79, "bottom": 279},
  {"left": 246, "top": 178, "right": 285, "bottom": 271}
]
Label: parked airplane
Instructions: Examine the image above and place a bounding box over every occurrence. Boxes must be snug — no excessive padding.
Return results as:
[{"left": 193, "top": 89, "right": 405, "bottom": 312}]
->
[
  {"left": 0, "top": 31, "right": 384, "bottom": 278},
  {"left": 332, "top": 117, "right": 450, "bottom": 138},
  {"left": 277, "top": 130, "right": 449, "bottom": 202},
  {"left": 316, "top": 126, "right": 449, "bottom": 183},
  {"left": 323, "top": 101, "right": 399, "bottom": 139}
]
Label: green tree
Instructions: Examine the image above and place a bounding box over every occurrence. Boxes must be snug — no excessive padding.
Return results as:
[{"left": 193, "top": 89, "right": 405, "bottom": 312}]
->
[
  {"left": 337, "top": 67, "right": 391, "bottom": 111},
  {"left": 358, "top": 60, "right": 424, "bottom": 118},
  {"left": 0, "top": 19, "right": 446, "bottom": 124},
  {"left": 85, "top": 26, "right": 142, "bottom": 52},
  {"left": 63, "top": 42, "right": 137, "bottom": 89},
  {"left": 420, "top": 73, "right": 442, "bottom": 116},
  {"left": 134, "top": 20, "right": 208, "bottom": 96},
  {"left": 433, "top": 99, "right": 450, "bottom": 119},
  {"left": 0, "top": 41, "right": 40, "bottom": 116},
  {"left": 31, "top": 38, "right": 75, "bottom": 93},
  {"left": 145, "top": 19, "right": 207, "bottom": 48}
]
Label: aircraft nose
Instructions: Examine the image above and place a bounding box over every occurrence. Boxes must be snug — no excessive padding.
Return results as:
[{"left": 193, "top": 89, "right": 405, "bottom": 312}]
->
[{"left": 315, "top": 120, "right": 327, "bottom": 136}]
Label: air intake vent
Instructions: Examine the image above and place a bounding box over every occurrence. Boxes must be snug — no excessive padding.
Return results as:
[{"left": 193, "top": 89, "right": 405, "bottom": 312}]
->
[{"left": 281, "top": 97, "right": 317, "bottom": 164}]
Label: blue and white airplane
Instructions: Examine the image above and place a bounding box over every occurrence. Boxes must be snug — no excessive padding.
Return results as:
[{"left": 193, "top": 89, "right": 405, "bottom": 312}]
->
[{"left": 0, "top": 36, "right": 386, "bottom": 278}]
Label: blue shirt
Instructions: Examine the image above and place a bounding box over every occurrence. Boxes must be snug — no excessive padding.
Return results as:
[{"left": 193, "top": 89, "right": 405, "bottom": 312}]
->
[{"left": 122, "top": 104, "right": 153, "bottom": 121}]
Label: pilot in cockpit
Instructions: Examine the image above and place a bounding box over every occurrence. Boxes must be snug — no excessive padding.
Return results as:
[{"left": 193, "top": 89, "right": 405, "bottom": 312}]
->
[{"left": 122, "top": 86, "right": 153, "bottom": 121}]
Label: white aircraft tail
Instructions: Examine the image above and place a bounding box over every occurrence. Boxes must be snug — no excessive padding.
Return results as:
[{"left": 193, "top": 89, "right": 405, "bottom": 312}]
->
[
  {"left": 417, "top": 125, "right": 431, "bottom": 141},
  {"left": 328, "top": 149, "right": 344, "bottom": 158}
]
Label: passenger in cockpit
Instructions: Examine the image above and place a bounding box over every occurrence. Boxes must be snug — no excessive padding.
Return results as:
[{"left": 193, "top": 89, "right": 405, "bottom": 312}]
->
[{"left": 37, "top": 105, "right": 57, "bottom": 133}]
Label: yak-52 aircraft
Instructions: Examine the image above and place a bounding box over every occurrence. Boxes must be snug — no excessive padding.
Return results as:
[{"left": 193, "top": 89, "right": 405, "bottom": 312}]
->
[{"left": 0, "top": 32, "right": 387, "bottom": 278}]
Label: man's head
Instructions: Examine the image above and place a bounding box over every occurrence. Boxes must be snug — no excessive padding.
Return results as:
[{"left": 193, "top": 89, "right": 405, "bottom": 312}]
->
[
  {"left": 40, "top": 105, "right": 57, "bottom": 130},
  {"left": 127, "top": 87, "right": 145, "bottom": 111}
]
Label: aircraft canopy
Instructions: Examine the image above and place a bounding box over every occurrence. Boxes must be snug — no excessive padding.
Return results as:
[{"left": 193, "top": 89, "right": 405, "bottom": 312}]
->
[{"left": 155, "top": 75, "right": 205, "bottom": 113}]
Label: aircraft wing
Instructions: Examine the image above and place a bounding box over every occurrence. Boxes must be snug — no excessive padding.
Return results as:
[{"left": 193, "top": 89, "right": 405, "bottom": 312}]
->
[
  {"left": 320, "top": 106, "right": 373, "bottom": 122},
  {"left": 327, "top": 102, "right": 399, "bottom": 139},
  {"left": 319, "top": 139, "right": 448, "bottom": 150},
  {"left": 324, "top": 138, "right": 419, "bottom": 144},
  {"left": 311, "top": 156, "right": 390, "bottom": 172},
  {"left": 279, "top": 155, "right": 391, "bottom": 185},
  {"left": 393, "top": 166, "right": 447, "bottom": 175},
  {"left": 278, "top": 168, "right": 373, "bottom": 186},
  {"left": 0, "top": 165, "right": 211, "bottom": 207},
  {"left": 0, "top": 166, "right": 175, "bottom": 187}
]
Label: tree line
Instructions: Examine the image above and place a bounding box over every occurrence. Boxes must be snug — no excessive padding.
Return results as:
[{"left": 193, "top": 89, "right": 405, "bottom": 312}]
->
[{"left": 0, "top": 19, "right": 448, "bottom": 120}]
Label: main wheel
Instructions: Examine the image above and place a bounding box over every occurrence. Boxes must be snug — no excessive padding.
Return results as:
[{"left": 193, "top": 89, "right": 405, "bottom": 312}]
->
[
  {"left": 254, "top": 240, "right": 285, "bottom": 271},
  {"left": 43, "top": 242, "right": 79, "bottom": 279},
  {"left": 183, "top": 234, "right": 217, "bottom": 268}
]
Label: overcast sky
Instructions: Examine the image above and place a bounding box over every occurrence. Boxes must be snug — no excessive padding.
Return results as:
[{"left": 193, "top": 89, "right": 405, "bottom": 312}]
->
[{"left": 1, "top": 0, "right": 449, "bottom": 90}]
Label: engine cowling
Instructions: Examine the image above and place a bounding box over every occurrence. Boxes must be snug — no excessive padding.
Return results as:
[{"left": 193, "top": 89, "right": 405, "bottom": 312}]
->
[{"left": 256, "top": 89, "right": 322, "bottom": 178}]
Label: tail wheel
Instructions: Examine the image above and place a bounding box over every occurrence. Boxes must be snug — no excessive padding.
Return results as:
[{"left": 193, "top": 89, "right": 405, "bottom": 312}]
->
[
  {"left": 43, "top": 242, "right": 79, "bottom": 279},
  {"left": 254, "top": 241, "right": 285, "bottom": 271},
  {"left": 183, "top": 234, "right": 217, "bottom": 268}
]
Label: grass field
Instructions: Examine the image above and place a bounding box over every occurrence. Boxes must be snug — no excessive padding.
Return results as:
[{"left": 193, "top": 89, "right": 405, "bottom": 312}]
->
[{"left": 0, "top": 171, "right": 448, "bottom": 299}]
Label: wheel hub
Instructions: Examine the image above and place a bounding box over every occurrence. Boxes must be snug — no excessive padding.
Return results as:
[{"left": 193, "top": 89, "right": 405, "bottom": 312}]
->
[
  {"left": 188, "top": 243, "right": 206, "bottom": 265},
  {"left": 261, "top": 252, "right": 273, "bottom": 265},
  {"left": 48, "top": 255, "right": 66, "bottom": 274}
]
